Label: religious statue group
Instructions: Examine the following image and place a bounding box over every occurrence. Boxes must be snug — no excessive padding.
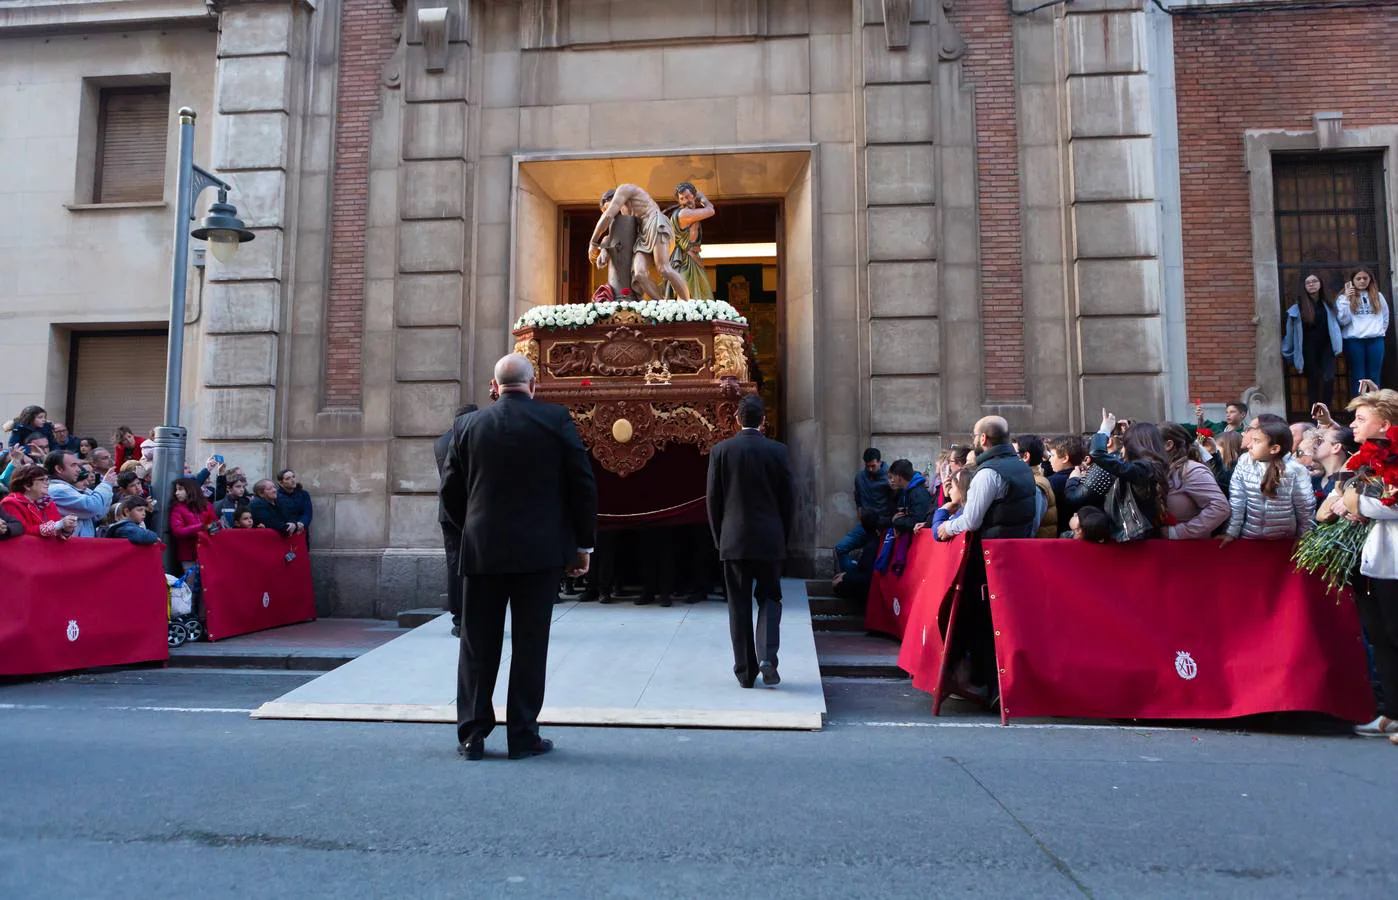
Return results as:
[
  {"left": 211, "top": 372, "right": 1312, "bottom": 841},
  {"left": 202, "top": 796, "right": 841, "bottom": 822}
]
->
[{"left": 588, "top": 181, "right": 716, "bottom": 302}]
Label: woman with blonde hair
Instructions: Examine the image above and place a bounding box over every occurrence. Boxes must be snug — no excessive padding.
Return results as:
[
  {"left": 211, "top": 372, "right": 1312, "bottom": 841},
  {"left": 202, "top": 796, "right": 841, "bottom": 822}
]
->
[{"left": 1336, "top": 268, "right": 1390, "bottom": 396}]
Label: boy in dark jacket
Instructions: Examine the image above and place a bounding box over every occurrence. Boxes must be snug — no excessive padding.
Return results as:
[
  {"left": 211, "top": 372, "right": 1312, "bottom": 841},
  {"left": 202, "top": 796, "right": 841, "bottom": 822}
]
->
[
  {"left": 887, "top": 458, "right": 932, "bottom": 533},
  {"left": 0, "top": 504, "right": 22, "bottom": 540},
  {"left": 835, "top": 448, "right": 892, "bottom": 574},
  {"left": 105, "top": 497, "right": 162, "bottom": 545}
]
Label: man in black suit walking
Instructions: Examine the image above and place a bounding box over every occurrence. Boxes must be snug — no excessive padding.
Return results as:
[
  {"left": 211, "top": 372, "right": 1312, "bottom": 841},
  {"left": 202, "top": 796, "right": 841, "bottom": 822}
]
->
[
  {"left": 441, "top": 354, "right": 597, "bottom": 760},
  {"left": 435, "top": 404, "right": 478, "bottom": 638},
  {"left": 706, "top": 394, "right": 794, "bottom": 688}
]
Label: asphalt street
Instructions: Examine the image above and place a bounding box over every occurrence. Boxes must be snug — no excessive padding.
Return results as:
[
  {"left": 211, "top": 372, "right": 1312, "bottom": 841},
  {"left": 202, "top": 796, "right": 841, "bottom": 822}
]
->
[{"left": 0, "top": 669, "right": 1393, "bottom": 900}]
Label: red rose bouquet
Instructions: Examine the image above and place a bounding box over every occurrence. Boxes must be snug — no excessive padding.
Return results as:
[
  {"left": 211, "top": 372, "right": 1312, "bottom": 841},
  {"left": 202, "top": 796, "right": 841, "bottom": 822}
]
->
[{"left": 1294, "top": 425, "right": 1398, "bottom": 594}]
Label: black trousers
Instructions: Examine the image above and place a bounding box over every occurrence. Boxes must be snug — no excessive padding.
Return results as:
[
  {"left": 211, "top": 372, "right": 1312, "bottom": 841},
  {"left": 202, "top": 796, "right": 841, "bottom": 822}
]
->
[
  {"left": 456, "top": 567, "right": 561, "bottom": 749},
  {"left": 722, "top": 559, "right": 782, "bottom": 682},
  {"left": 1356, "top": 576, "right": 1398, "bottom": 716},
  {"left": 440, "top": 521, "right": 463, "bottom": 626}
]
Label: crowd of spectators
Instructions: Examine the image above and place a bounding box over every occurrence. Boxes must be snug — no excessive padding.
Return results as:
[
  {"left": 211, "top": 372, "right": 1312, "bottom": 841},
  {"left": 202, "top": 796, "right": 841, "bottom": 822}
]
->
[
  {"left": 0, "top": 408, "right": 314, "bottom": 575},
  {"left": 832, "top": 386, "right": 1398, "bottom": 743}
]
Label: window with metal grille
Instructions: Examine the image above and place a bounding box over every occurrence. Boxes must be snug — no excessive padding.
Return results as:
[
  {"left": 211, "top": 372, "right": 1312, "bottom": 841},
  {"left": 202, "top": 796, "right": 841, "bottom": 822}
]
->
[
  {"left": 1272, "top": 152, "right": 1392, "bottom": 418},
  {"left": 94, "top": 87, "right": 170, "bottom": 203}
]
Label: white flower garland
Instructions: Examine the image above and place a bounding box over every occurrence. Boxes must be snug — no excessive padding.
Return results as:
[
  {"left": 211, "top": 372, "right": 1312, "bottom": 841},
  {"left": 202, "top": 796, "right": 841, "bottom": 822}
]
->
[{"left": 514, "top": 299, "right": 748, "bottom": 331}]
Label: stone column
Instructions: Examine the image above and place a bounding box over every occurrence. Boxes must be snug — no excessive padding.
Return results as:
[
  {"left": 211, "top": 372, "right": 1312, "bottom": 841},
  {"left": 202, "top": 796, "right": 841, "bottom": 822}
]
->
[
  {"left": 204, "top": 0, "right": 316, "bottom": 480},
  {"left": 860, "top": 0, "right": 942, "bottom": 468},
  {"left": 1064, "top": 0, "right": 1167, "bottom": 418}
]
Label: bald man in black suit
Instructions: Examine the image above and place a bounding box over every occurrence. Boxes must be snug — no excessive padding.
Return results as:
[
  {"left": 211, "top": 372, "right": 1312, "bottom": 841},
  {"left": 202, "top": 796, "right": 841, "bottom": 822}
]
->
[{"left": 441, "top": 355, "right": 597, "bottom": 760}]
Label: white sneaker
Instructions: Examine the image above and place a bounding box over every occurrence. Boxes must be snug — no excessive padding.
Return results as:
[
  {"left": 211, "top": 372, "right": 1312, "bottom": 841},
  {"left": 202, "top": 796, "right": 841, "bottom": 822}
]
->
[{"left": 1354, "top": 716, "right": 1398, "bottom": 738}]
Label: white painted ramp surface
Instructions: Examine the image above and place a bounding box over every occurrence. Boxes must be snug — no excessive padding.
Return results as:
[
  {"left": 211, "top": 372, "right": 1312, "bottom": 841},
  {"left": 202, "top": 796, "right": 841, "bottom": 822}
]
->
[{"left": 252, "top": 580, "right": 825, "bottom": 730}]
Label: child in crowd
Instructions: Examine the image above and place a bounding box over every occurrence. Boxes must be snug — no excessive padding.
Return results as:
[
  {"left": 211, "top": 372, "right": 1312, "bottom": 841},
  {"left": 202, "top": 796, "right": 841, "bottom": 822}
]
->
[
  {"left": 1046, "top": 435, "right": 1085, "bottom": 522},
  {"left": 1069, "top": 506, "right": 1112, "bottom": 544},
  {"left": 104, "top": 497, "right": 162, "bottom": 546},
  {"left": 1211, "top": 431, "right": 1243, "bottom": 496},
  {"left": 1221, "top": 422, "right": 1314, "bottom": 544},
  {"left": 233, "top": 509, "right": 256, "bottom": 529},
  {"left": 929, "top": 468, "right": 975, "bottom": 541}
]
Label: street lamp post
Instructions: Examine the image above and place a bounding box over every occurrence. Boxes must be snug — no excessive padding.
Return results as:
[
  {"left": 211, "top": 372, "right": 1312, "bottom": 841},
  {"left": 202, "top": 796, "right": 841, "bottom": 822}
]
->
[{"left": 150, "top": 107, "right": 255, "bottom": 572}]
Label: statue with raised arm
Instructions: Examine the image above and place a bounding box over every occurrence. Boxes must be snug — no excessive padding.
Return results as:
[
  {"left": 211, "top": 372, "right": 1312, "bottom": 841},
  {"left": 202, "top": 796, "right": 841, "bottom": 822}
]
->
[
  {"left": 588, "top": 184, "right": 690, "bottom": 301},
  {"left": 664, "top": 182, "right": 716, "bottom": 300}
]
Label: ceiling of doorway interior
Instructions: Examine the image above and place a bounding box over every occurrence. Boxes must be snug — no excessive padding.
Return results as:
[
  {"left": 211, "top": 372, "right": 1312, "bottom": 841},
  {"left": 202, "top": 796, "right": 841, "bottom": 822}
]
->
[{"left": 517, "top": 150, "right": 810, "bottom": 205}]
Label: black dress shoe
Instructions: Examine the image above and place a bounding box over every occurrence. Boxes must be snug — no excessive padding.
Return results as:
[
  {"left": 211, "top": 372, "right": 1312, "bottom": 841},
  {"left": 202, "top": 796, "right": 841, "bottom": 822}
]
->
[
  {"left": 759, "top": 661, "right": 781, "bottom": 686},
  {"left": 659, "top": 594, "right": 672, "bottom": 607},
  {"left": 736, "top": 675, "right": 756, "bottom": 689},
  {"left": 599, "top": 593, "right": 617, "bottom": 604},
  {"left": 635, "top": 594, "right": 655, "bottom": 606},
  {"left": 458, "top": 740, "right": 484, "bottom": 761},
  {"left": 507, "top": 738, "right": 554, "bottom": 760}
]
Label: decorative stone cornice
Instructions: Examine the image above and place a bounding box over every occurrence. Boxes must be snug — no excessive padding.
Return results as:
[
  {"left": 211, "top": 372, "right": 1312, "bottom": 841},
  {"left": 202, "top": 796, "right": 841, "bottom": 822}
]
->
[{"left": 0, "top": 0, "right": 212, "bottom": 32}]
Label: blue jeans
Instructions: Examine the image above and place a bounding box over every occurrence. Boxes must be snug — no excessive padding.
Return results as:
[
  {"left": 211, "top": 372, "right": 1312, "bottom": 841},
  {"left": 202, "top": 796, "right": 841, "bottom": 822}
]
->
[
  {"left": 1344, "top": 336, "right": 1386, "bottom": 395},
  {"left": 834, "top": 524, "right": 867, "bottom": 575}
]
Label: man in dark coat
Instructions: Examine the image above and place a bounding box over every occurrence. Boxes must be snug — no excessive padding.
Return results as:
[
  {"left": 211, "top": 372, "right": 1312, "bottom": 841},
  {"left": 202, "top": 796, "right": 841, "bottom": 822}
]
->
[
  {"left": 440, "top": 354, "right": 597, "bottom": 761},
  {"left": 435, "top": 404, "right": 478, "bottom": 637},
  {"left": 705, "top": 394, "right": 795, "bottom": 688}
]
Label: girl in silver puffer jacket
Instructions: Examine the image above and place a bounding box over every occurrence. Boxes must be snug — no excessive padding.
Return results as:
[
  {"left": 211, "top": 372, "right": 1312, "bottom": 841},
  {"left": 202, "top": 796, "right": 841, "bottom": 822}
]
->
[{"left": 1223, "top": 422, "right": 1315, "bottom": 542}]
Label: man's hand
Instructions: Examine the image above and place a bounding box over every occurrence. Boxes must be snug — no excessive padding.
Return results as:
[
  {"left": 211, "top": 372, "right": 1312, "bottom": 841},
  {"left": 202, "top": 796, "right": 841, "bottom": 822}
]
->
[
  {"left": 284, "top": 525, "right": 296, "bottom": 536},
  {"left": 102, "top": 468, "right": 118, "bottom": 486},
  {"left": 60, "top": 515, "right": 78, "bottom": 536},
  {"left": 936, "top": 523, "right": 951, "bottom": 541},
  {"left": 1217, "top": 535, "right": 1235, "bottom": 548},
  {"left": 831, "top": 572, "right": 846, "bottom": 588},
  {"left": 1311, "top": 402, "right": 1333, "bottom": 426},
  {"left": 1358, "top": 379, "right": 1380, "bottom": 395},
  {"left": 1098, "top": 408, "right": 1117, "bottom": 435},
  {"left": 567, "top": 550, "right": 591, "bottom": 578},
  {"left": 294, "top": 522, "right": 306, "bottom": 534},
  {"left": 913, "top": 522, "right": 926, "bottom": 533}
]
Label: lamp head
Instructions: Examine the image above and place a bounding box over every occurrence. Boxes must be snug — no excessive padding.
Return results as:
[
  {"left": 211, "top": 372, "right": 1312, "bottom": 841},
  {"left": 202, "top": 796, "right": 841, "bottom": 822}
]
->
[{"left": 191, "top": 190, "right": 255, "bottom": 262}]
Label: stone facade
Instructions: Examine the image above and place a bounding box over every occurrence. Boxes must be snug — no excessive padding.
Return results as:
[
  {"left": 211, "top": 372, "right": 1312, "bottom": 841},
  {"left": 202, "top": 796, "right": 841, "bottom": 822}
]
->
[{"left": 2, "top": 0, "right": 1394, "bottom": 614}]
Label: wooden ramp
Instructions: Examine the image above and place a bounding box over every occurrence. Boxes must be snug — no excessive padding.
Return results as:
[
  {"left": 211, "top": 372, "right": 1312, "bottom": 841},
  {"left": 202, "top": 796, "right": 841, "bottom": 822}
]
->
[{"left": 252, "top": 580, "right": 825, "bottom": 731}]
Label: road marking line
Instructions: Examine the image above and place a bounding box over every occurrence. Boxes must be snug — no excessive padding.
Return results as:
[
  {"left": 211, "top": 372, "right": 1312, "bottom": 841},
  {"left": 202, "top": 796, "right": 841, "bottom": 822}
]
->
[{"left": 0, "top": 703, "right": 252, "bottom": 714}]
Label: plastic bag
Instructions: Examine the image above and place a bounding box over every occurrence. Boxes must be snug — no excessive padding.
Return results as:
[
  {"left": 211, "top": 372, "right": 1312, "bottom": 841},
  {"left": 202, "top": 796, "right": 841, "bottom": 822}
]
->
[{"left": 166, "top": 574, "right": 194, "bottom": 618}]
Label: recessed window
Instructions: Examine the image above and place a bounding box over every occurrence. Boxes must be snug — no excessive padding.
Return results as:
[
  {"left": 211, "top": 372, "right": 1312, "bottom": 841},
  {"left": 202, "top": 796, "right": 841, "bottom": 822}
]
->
[{"left": 92, "top": 86, "right": 170, "bottom": 204}]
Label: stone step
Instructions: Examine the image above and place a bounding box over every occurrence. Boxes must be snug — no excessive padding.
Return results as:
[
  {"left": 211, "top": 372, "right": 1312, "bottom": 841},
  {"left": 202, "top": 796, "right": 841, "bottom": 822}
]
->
[
  {"left": 808, "top": 595, "right": 864, "bottom": 618},
  {"left": 811, "top": 613, "right": 866, "bottom": 633},
  {"left": 397, "top": 607, "right": 445, "bottom": 629},
  {"left": 814, "top": 632, "right": 906, "bottom": 679}
]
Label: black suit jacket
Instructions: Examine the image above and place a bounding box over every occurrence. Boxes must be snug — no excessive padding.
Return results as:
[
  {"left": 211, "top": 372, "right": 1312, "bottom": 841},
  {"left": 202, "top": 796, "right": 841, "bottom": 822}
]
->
[
  {"left": 433, "top": 416, "right": 473, "bottom": 525},
  {"left": 706, "top": 428, "right": 795, "bottom": 562},
  {"left": 440, "top": 392, "right": 598, "bottom": 576}
]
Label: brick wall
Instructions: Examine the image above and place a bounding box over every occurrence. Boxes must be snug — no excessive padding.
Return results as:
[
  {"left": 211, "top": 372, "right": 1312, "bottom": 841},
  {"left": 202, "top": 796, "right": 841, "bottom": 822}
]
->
[
  {"left": 1174, "top": 6, "right": 1398, "bottom": 403},
  {"left": 948, "top": 0, "right": 1025, "bottom": 402},
  {"left": 325, "top": 0, "right": 401, "bottom": 408}
]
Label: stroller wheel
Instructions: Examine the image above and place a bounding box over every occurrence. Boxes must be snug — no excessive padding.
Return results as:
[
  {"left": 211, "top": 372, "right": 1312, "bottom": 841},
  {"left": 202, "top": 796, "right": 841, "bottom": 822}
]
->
[
  {"left": 182, "top": 617, "right": 204, "bottom": 643},
  {"left": 168, "top": 621, "right": 188, "bottom": 648}
]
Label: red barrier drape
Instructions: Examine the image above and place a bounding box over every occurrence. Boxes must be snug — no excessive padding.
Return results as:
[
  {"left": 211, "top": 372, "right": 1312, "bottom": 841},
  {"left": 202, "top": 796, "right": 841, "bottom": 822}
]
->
[
  {"left": 890, "top": 534, "right": 972, "bottom": 704},
  {"left": 198, "top": 530, "right": 316, "bottom": 641},
  {"left": 981, "top": 539, "right": 1375, "bottom": 724},
  {"left": 866, "top": 532, "right": 969, "bottom": 642},
  {"left": 0, "top": 537, "right": 168, "bottom": 676}
]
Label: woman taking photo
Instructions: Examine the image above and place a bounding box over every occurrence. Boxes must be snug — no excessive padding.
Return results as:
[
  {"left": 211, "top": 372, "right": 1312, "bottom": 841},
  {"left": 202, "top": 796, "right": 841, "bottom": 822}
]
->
[
  {"left": 1088, "top": 412, "right": 1170, "bottom": 541},
  {"left": 1282, "top": 272, "right": 1343, "bottom": 407},
  {"left": 1336, "top": 268, "right": 1390, "bottom": 396},
  {"left": 1160, "top": 423, "right": 1229, "bottom": 539},
  {"left": 169, "top": 477, "right": 217, "bottom": 576}
]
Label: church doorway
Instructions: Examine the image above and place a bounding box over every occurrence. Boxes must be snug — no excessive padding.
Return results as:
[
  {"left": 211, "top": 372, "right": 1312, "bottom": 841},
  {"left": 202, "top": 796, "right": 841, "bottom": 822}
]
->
[
  {"left": 513, "top": 149, "right": 812, "bottom": 441},
  {"left": 557, "top": 199, "right": 784, "bottom": 437}
]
